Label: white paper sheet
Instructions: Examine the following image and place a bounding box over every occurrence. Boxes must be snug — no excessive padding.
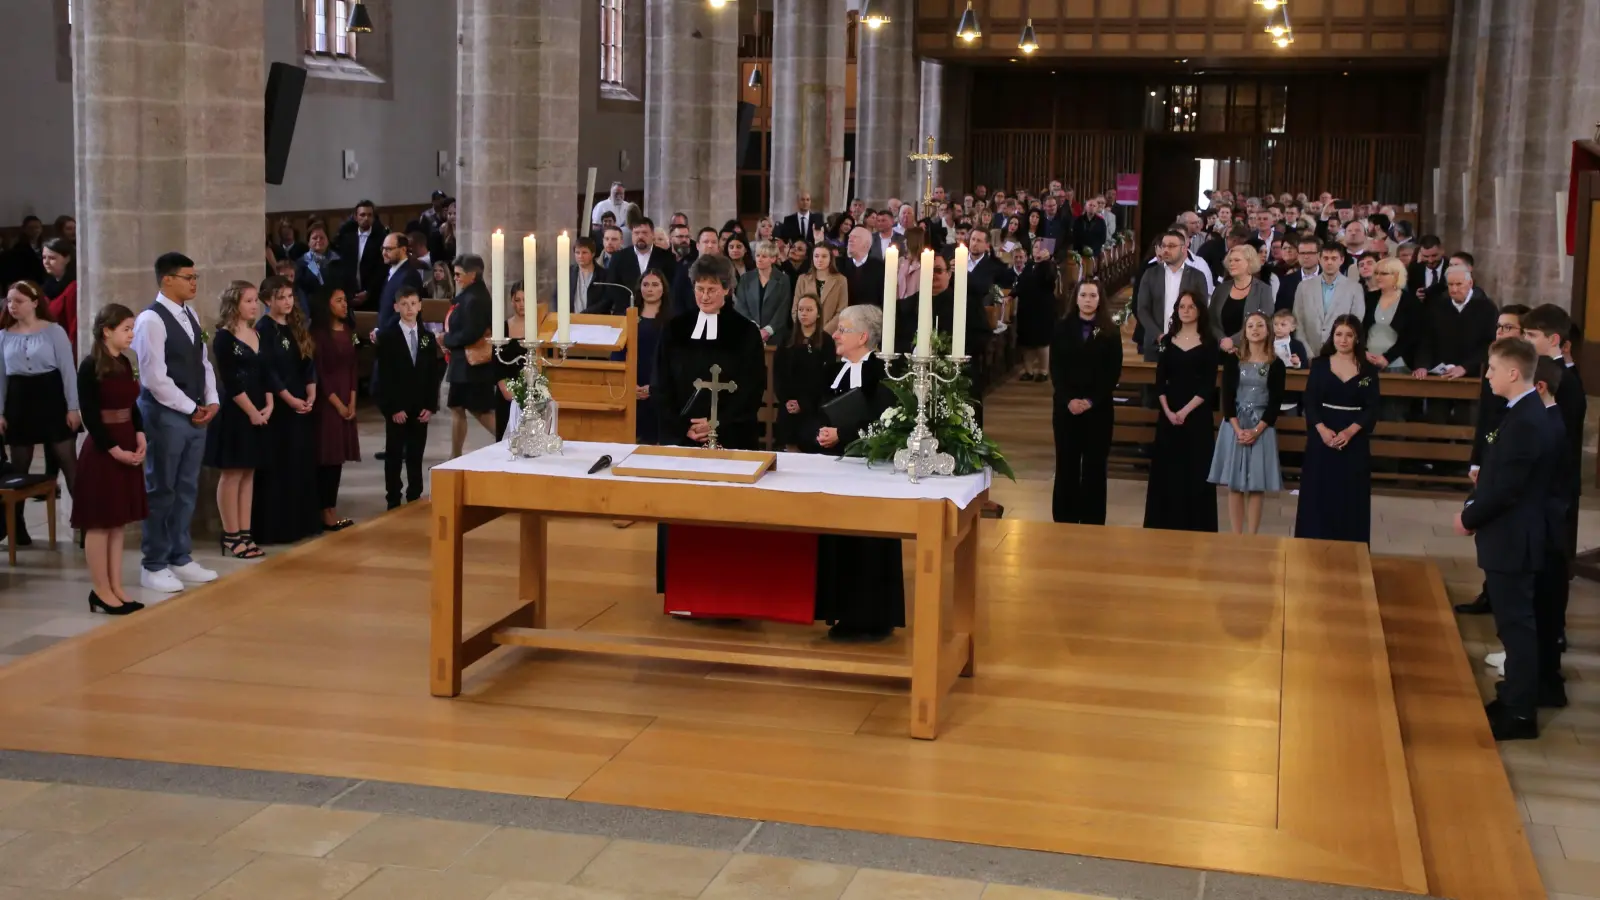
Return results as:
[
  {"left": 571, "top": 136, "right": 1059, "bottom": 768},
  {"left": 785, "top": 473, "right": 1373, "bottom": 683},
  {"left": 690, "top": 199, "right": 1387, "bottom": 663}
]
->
[
  {"left": 436, "top": 441, "right": 992, "bottom": 508},
  {"left": 617, "top": 451, "right": 767, "bottom": 477},
  {"left": 566, "top": 324, "right": 623, "bottom": 346}
]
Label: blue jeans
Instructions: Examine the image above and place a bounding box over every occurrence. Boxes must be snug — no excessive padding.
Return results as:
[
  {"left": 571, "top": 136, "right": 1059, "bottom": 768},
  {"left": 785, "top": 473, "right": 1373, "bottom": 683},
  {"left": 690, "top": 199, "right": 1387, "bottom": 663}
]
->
[{"left": 139, "top": 400, "right": 206, "bottom": 572}]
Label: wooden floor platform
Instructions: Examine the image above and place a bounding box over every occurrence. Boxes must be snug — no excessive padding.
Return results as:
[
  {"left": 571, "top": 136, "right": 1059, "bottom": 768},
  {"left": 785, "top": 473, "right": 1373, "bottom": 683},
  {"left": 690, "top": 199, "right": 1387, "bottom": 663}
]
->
[{"left": 0, "top": 506, "right": 1528, "bottom": 895}]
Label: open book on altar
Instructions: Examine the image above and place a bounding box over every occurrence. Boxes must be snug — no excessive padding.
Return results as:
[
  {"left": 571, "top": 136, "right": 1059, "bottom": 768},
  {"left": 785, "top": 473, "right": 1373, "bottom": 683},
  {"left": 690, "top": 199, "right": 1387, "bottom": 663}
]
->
[{"left": 612, "top": 446, "right": 777, "bottom": 484}]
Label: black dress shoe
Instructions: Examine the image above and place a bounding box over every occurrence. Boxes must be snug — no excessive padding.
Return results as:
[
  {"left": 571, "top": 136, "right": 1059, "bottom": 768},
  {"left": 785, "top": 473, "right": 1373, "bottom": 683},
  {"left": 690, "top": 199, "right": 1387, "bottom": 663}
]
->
[
  {"left": 88, "top": 591, "right": 143, "bottom": 616},
  {"left": 1489, "top": 711, "right": 1539, "bottom": 742},
  {"left": 1454, "top": 592, "right": 1492, "bottom": 615},
  {"left": 827, "top": 623, "right": 892, "bottom": 643},
  {"left": 1538, "top": 683, "right": 1569, "bottom": 709},
  {"left": 375, "top": 450, "right": 388, "bottom": 460}
]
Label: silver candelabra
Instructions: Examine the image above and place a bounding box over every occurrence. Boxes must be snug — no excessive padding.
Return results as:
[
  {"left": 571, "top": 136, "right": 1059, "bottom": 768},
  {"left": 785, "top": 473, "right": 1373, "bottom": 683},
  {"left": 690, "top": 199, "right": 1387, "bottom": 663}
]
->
[
  {"left": 877, "top": 349, "right": 968, "bottom": 483},
  {"left": 492, "top": 335, "right": 574, "bottom": 459}
]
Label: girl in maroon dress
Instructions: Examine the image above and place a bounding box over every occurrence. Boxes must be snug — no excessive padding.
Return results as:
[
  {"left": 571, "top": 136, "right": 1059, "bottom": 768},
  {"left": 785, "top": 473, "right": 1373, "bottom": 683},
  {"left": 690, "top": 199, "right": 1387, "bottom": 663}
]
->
[
  {"left": 73, "top": 303, "right": 147, "bottom": 615},
  {"left": 309, "top": 286, "right": 360, "bottom": 530}
]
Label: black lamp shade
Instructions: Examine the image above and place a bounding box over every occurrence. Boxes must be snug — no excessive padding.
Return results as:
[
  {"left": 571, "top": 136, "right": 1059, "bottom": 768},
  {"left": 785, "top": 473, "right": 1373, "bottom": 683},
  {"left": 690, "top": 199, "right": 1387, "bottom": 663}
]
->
[
  {"left": 956, "top": 1, "right": 981, "bottom": 41},
  {"left": 348, "top": 1, "right": 373, "bottom": 33}
]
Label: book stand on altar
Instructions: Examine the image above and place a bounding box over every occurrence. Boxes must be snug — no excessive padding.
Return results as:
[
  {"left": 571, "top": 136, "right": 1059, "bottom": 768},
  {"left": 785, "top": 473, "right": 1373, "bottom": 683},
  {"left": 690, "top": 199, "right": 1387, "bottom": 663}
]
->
[{"left": 535, "top": 309, "right": 639, "bottom": 443}]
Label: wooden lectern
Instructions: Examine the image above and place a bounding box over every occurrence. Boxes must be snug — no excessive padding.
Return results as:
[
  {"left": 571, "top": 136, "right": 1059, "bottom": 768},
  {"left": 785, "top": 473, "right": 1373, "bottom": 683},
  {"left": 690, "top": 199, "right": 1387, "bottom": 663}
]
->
[{"left": 535, "top": 308, "right": 640, "bottom": 443}]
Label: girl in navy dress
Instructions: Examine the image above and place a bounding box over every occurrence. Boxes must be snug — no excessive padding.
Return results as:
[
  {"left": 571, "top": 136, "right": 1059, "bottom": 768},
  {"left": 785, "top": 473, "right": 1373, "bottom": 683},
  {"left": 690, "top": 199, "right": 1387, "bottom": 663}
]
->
[
  {"left": 73, "top": 304, "right": 147, "bottom": 615},
  {"left": 206, "top": 281, "right": 272, "bottom": 558}
]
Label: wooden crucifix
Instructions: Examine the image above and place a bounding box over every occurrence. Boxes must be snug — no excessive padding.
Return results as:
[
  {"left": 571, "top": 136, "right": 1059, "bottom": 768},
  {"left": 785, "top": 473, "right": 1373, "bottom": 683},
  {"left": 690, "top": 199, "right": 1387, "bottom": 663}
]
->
[
  {"left": 693, "top": 364, "right": 738, "bottom": 450},
  {"left": 908, "top": 135, "right": 952, "bottom": 220}
]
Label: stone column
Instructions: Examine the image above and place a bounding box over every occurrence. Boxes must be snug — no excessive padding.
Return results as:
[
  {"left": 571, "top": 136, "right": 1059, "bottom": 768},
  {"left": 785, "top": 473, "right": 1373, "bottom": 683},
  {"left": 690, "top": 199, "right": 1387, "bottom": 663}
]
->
[
  {"left": 644, "top": 0, "right": 738, "bottom": 229},
  {"left": 768, "top": 0, "right": 846, "bottom": 219},
  {"left": 854, "top": 0, "right": 917, "bottom": 209},
  {"left": 458, "top": 0, "right": 581, "bottom": 293},
  {"left": 915, "top": 58, "right": 945, "bottom": 205},
  {"left": 72, "top": 0, "right": 265, "bottom": 340}
]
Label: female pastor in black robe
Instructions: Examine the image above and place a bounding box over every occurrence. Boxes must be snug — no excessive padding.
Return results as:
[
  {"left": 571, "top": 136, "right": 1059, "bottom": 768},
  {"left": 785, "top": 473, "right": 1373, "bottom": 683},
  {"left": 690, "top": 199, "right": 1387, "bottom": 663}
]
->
[
  {"left": 802, "top": 304, "right": 906, "bottom": 642},
  {"left": 652, "top": 254, "right": 768, "bottom": 592}
]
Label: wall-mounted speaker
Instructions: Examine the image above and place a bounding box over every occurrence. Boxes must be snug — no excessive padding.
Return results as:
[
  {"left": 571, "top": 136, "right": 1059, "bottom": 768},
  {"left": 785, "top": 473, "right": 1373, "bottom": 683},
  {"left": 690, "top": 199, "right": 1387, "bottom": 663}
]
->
[{"left": 264, "top": 62, "right": 307, "bottom": 185}]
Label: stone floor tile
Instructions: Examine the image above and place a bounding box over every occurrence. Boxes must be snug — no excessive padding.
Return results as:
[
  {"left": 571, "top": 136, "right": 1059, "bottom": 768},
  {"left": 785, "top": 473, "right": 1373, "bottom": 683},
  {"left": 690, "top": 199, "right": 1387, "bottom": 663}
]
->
[
  {"left": 699, "top": 853, "right": 856, "bottom": 900},
  {"left": 1527, "top": 823, "right": 1567, "bottom": 858},
  {"left": 485, "top": 883, "right": 639, "bottom": 899},
  {"left": 0, "top": 781, "right": 44, "bottom": 812},
  {"left": 451, "top": 827, "right": 609, "bottom": 884},
  {"left": 328, "top": 814, "right": 495, "bottom": 869},
  {"left": 0, "top": 829, "right": 140, "bottom": 890},
  {"left": 982, "top": 887, "right": 1117, "bottom": 900},
  {"left": 195, "top": 853, "right": 376, "bottom": 900},
  {"left": 341, "top": 865, "right": 503, "bottom": 900},
  {"left": 571, "top": 839, "right": 731, "bottom": 898},
  {"left": 1560, "top": 826, "right": 1600, "bottom": 864},
  {"left": 1527, "top": 794, "right": 1600, "bottom": 831},
  {"left": 0, "top": 886, "right": 122, "bottom": 900},
  {"left": 0, "top": 783, "right": 151, "bottom": 833},
  {"left": 1537, "top": 855, "right": 1600, "bottom": 897},
  {"left": 95, "top": 793, "right": 267, "bottom": 845},
  {"left": 74, "top": 840, "right": 259, "bottom": 899},
  {"left": 212, "top": 803, "right": 379, "bottom": 858},
  {"left": 838, "top": 868, "right": 986, "bottom": 900}
]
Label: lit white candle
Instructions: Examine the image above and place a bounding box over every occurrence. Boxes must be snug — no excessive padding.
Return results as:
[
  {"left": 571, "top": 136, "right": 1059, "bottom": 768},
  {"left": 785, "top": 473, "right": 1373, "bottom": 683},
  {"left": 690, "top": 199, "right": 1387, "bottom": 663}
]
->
[
  {"left": 880, "top": 245, "right": 898, "bottom": 354},
  {"left": 951, "top": 242, "right": 969, "bottom": 358},
  {"left": 556, "top": 231, "right": 572, "bottom": 343},
  {"left": 523, "top": 234, "right": 537, "bottom": 321},
  {"left": 490, "top": 229, "right": 506, "bottom": 340},
  {"left": 915, "top": 247, "right": 934, "bottom": 357}
]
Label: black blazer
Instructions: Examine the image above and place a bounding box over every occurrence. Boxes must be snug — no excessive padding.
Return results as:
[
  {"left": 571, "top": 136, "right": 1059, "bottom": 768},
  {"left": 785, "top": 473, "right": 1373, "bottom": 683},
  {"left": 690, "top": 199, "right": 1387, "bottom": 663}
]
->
[
  {"left": 966, "top": 253, "right": 1016, "bottom": 301},
  {"left": 1462, "top": 393, "right": 1562, "bottom": 573},
  {"left": 1470, "top": 377, "right": 1503, "bottom": 468},
  {"left": 273, "top": 241, "right": 309, "bottom": 264},
  {"left": 1275, "top": 269, "right": 1305, "bottom": 313},
  {"left": 778, "top": 212, "right": 824, "bottom": 243},
  {"left": 1196, "top": 237, "right": 1226, "bottom": 283},
  {"left": 1417, "top": 293, "right": 1499, "bottom": 376},
  {"left": 1049, "top": 317, "right": 1122, "bottom": 412},
  {"left": 376, "top": 264, "right": 424, "bottom": 334},
  {"left": 837, "top": 255, "right": 885, "bottom": 309},
  {"left": 607, "top": 246, "right": 677, "bottom": 299},
  {"left": 1360, "top": 291, "right": 1424, "bottom": 370},
  {"left": 336, "top": 226, "right": 389, "bottom": 305},
  {"left": 1406, "top": 261, "right": 1448, "bottom": 301},
  {"left": 442, "top": 281, "right": 496, "bottom": 385},
  {"left": 375, "top": 322, "right": 443, "bottom": 417},
  {"left": 1073, "top": 214, "right": 1107, "bottom": 256},
  {"left": 570, "top": 264, "right": 621, "bottom": 314}
]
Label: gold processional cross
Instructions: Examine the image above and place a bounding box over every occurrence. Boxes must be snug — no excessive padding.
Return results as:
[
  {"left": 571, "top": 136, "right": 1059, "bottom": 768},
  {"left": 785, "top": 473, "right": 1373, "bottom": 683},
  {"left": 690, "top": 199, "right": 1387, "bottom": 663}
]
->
[
  {"left": 908, "top": 135, "right": 952, "bottom": 220},
  {"left": 693, "top": 364, "right": 738, "bottom": 450}
]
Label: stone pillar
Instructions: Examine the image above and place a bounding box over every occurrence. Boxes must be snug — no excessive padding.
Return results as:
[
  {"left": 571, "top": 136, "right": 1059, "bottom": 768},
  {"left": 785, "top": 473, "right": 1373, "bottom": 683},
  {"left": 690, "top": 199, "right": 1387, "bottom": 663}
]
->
[
  {"left": 644, "top": 0, "right": 738, "bottom": 229},
  {"left": 915, "top": 58, "right": 944, "bottom": 204},
  {"left": 458, "top": 0, "right": 581, "bottom": 294},
  {"left": 1436, "top": 0, "right": 1600, "bottom": 305},
  {"left": 72, "top": 0, "right": 265, "bottom": 341},
  {"left": 854, "top": 0, "right": 917, "bottom": 208},
  {"left": 768, "top": 0, "right": 846, "bottom": 218}
]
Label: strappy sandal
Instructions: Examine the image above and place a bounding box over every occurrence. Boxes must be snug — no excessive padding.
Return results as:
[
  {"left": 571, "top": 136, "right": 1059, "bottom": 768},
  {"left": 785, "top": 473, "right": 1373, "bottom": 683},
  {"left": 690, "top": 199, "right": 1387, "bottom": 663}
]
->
[
  {"left": 326, "top": 518, "right": 355, "bottom": 532},
  {"left": 221, "top": 530, "right": 265, "bottom": 559},
  {"left": 237, "top": 530, "right": 266, "bottom": 559}
]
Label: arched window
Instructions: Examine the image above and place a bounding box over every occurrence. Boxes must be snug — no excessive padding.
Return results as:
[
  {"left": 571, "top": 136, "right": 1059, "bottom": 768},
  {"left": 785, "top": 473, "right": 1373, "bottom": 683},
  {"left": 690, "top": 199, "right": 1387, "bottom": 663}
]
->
[{"left": 306, "top": 0, "right": 358, "bottom": 59}]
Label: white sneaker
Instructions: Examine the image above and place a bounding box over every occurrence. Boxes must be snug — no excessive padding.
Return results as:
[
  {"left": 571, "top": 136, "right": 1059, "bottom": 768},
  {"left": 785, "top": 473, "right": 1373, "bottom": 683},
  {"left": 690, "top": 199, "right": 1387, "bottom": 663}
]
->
[
  {"left": 170, "top": 561, "right": 218, "bottom": 583},
  {"left": 140, "top": 568, "right": 184, "bottom": 593}
]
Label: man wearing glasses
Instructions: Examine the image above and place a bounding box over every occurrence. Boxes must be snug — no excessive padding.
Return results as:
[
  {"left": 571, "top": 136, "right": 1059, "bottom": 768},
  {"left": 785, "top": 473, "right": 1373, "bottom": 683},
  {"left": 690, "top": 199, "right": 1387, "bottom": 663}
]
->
[{"left": 132, "top": 252, "right": 221, "bottom": 594}]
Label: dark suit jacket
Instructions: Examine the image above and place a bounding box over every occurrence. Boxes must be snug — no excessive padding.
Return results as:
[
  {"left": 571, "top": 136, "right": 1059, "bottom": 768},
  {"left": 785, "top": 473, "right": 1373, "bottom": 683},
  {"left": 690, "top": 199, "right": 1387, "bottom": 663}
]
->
[
  {"left": 1073, "top": 215, "right": 1107, "bottom": 256},
  {"left": 607, "top": 246, "right": 677, "bottom": 302},
  {"left": 375, "top": 322, "right": 444, "bottom": 417},
  {"left": 1275, "top": 269, "right": 1306, "bottom": 312},
  {"left": 337, "top": 226, "right": 389, "bottom": 307},
  {"left": 778, "top": 212, "right": 823, "bottom": 243},
  {"left": 273, "top": 241, "right": 309, "bottom": 264},
  {"left": 1196, "top": 237, "right": 1226, "bottom": 283},
  {"left": 837, "top": 255, "right": 885, "bottom": 309},
  {"left": 442, "top": 281, "right": 496, "bottom": 385},
  {"left": 571, "top": 264, "right": 621, "bottom": 314},
  {"left": 0, "top": 241, "right": 45, "bottom": 289},
  {"left": 966, "top": 253, "right": 1016, "bottom": 301},
  {"left": 1462, "top": 393, "right": 1562, "bottom": 572},
  {"left": 1417, "top": 293, "right": 1499, "bottom": 376},
  {"left": 376, "top": 264, "right": 424, "bottom": 334},
  {"left": 1407, "top": 261, "right": 1448, "bottom": 301}
]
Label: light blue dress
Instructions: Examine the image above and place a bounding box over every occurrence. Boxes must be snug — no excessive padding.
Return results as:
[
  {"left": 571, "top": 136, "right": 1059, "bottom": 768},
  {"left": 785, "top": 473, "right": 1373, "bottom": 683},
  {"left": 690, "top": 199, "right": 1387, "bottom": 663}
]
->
[{"left": 1208, "top": 361, "right": 1283, "bottom": 493}]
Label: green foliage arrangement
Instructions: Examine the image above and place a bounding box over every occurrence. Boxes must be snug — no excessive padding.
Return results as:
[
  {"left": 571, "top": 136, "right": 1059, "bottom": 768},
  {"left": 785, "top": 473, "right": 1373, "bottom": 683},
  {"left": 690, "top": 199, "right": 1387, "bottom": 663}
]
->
[{"left": 842, "top": 334, "right": 1015, "bottom": 480}]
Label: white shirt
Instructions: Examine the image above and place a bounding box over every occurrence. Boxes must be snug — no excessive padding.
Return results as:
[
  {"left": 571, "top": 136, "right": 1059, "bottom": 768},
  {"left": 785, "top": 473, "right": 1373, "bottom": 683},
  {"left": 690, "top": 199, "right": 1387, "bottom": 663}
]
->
[
  {"left": 795, "top": 212, "right": 811, "bottom": 235},
  {"left": 1420, "top": 263, "right": 1442, "bottom": 289},
  {"left": 1186, "top": 252, "right": 1214, "bottom": 286},
  {"left": 968, "top": 253, "right": 986, "bottom": 272},
  {"left": 634, "top": 247, "right": 652, "bottom": 274},
  {"left": 831, "top": 355, "right": 868, "bottom": 390},
  {"left": 690, "top": 311, "right": 719, "bottom": 341},
  {"left": 1162, "top": 263, "right": 1186, "bottom": 326},
  {"left": 131, "top": 293, "right": 220, "bottom": 415},
  {"left": 591, "top": 196, "right": 636, "bottom": 226},
  {"left": 401, "top": 321, "right": 420, "bottom": 363},
  {"left": 1505, "top": 386, "right": 1537, "bottom": 409},
  {"left": 849, "top": 253, "right": 869, "bottom": 269},
  {"left": 388, "top": 260, "right": 406, "bottom": 280},
  {"left": 357, "top": 229, "right": 372, "bottom": 274}
]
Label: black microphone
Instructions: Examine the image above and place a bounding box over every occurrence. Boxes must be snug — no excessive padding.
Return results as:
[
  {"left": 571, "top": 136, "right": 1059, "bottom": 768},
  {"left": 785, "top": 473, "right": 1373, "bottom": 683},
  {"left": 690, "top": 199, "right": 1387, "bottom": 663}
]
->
[
  {"left": 679, "top": 386, "right": 705, "bottom": 417},
  {"left": 587, "top": 454, "right": 614, "bottom": 475}
]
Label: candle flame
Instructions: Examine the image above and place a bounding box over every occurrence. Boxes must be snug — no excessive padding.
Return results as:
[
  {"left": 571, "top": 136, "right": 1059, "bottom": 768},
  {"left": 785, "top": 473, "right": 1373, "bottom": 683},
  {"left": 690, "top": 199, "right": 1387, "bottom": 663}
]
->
[{"left": 494, "top": 228, "right": 503, "bottom": 235}]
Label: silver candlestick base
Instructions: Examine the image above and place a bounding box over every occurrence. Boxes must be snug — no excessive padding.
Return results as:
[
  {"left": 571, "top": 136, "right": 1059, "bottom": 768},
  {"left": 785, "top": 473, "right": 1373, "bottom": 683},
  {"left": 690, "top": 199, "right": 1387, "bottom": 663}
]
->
[
  {"left": 492, "top": 335, "right": 574, "bottom": 459},
  {"left": 877, "top": 350, "right": 969, "bottom": 483}
]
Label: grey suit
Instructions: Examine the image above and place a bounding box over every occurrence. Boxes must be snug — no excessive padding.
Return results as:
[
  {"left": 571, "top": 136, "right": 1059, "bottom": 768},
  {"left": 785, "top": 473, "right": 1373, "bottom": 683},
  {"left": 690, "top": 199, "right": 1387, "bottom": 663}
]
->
[
  {"left": 1292, "top": 274, "right": 1366, "bottom": 350},
  {"left": 732, "top": 268, "right": 793, "bottom": 346},
  {"left": 1208, "top": 278, "right": 1275, "bottom": 345},
  {"left": 1134, "top": 262, "right": 1212, "bottom": 361}
]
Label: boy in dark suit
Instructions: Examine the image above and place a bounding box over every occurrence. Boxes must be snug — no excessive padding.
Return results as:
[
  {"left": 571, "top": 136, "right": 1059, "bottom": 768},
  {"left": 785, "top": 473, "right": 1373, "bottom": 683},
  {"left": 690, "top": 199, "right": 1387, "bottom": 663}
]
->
[
  {"left": 1455, "top": 337, "right": 1563, "bottom": 741},
  {"left": 1456, "top": 304, "right": 1529, "bottom": 616},
  {"left": 1532, "top": 358, "right": 1571, "bottom": 709},
  {"left": 1521, "top": 305, "right": 1587, "bottom": 660},
  {"left": 376, "top": 287, "right": 443, "bottom": 509}
]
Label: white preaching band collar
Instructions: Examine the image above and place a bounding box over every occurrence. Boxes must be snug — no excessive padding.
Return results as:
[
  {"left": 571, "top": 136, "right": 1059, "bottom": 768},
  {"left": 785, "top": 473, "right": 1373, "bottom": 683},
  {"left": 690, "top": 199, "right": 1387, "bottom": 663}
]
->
[
  {"left": 831, "top": 355, "right": 867, "bottom": 390},
  {"left": 690, "top": 310, "right": 719, "bottom": 340}
]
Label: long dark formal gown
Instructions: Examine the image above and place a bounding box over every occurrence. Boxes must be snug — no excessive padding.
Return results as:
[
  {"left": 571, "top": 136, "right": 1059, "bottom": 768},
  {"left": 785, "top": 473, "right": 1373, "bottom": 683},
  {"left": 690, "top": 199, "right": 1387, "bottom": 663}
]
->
[
  {"left": 1143, "top": 338, "right": 1220, "bottom": 532},
  {"left": 651, "top": 306, "right": 769, "bottom": 593},
  {"left": 312, "top": 327, "right": 361, "bottom": 467},
  {"left": 772, "top": 339, "right": 831, "bottom": 448},
  {"left": 803, "top": 354, "right": 905, "bottom": 637},
  {"left": 1014, "top": 259, "right": 1058, "bottom": 349},
  {"left": 252, "top": 317, "right": 322, "bottom": 544},
  {"left": 611, "top": 312, "right": 665, "bottom": 444},
  {"left": 1294, "top": 357, "right": 1380, "bottom": 543}
]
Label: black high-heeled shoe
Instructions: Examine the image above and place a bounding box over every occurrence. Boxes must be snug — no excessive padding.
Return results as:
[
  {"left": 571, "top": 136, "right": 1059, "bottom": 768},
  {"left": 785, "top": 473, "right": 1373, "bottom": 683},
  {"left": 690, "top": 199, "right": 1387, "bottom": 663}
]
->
[{"left": 88, "top": 591, "right": 144, "bottom": 616}]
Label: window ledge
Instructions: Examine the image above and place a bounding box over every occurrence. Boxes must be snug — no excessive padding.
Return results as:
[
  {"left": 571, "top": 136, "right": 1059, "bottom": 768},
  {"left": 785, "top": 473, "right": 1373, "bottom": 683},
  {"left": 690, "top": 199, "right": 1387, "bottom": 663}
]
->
[
  {"left": 600, "top": 82, "right": 640, "bottom": 102},
  {"left": 303, "top": 54, "right": 384, "bottom": 84}
]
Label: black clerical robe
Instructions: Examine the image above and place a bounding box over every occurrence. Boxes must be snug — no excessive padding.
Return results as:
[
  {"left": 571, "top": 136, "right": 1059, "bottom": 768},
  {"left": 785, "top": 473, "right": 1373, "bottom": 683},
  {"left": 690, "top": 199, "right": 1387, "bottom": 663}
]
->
[
  {"left": 651, "top": 307, "right": 766, "bottom": 450},
  {"left": 804, "top": 355, "right": 906, "bottom": 636}
]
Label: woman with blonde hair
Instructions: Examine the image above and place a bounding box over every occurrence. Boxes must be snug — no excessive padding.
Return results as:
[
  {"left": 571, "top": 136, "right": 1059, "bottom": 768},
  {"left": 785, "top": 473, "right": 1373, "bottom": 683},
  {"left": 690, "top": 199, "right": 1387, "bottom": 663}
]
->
[
  {"left": 205, "top": 280, "right": 272, "bottom": 558},
  {"left": 1208, "top": 243, "right": 1274, "bottom": 353}
]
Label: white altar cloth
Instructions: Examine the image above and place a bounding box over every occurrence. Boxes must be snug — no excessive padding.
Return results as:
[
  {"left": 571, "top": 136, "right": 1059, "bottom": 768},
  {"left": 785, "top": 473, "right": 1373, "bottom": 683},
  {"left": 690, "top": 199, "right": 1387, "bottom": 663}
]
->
[{"left": 435, "top": 440, "right": 992, "bottom": 509}]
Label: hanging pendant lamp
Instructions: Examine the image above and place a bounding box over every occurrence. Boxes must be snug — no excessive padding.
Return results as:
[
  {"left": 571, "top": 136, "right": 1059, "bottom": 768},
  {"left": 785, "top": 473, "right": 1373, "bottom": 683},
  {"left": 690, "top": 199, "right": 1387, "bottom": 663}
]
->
[
  {"left": 1264, "top": 5, "right": 1291, "bottom": 38},
  {"left": 1018, "top": 18, "right": 1038, "bottom": 53},
  {"left": 860, "top": 0, "right": 891, "bottom": 29},
  {"left": 955, "top": 1, "right": 981, "bottom": 43},
  {"left": 347, "top": 0, "right": 373, "bottom": 33}
]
